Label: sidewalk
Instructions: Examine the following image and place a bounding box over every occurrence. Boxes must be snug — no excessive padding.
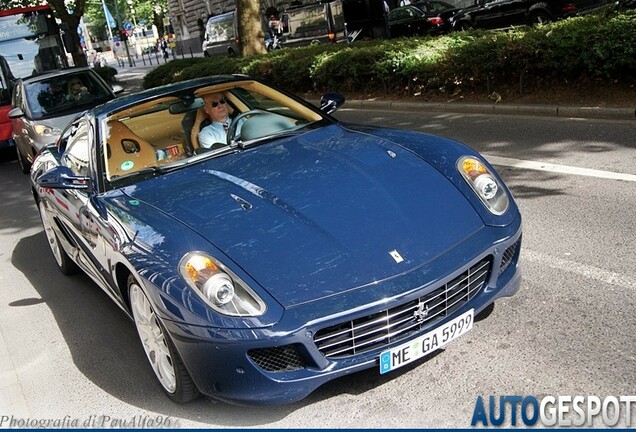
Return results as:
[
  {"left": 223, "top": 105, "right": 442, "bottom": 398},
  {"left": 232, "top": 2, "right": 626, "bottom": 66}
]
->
[{"left": 111, "top": 61, "right": 636, "bottom": 121}]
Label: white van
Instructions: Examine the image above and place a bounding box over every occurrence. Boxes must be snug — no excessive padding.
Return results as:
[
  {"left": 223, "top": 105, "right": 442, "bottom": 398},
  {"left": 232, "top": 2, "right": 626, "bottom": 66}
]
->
[
  {"left": 280, "top": 0, "right": 346, "bottom": 47},
  {"left": 202, "top": 11, "right": 239, "bottom": 57}
]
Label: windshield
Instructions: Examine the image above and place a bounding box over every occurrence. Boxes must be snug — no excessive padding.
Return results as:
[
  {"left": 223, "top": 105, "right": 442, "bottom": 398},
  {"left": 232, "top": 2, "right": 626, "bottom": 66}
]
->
[
  {"left": 103, "top": 80, "right": 327, "bottom": 183},
  {"left": 204, "top": 12, "right": 236, "bottom": 42},
  {"left": 0, "top": 10, "right": 67, "bottom": 78},
  {"left": 24, "top": 71, "right": 113, "bottom": 119}
]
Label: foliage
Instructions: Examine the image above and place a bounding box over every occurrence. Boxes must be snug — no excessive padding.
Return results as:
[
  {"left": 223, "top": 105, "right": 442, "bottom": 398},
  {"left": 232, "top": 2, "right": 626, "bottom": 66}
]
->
[
  {"left": 84, "top": 0, "right": 169, "bottom": 41},
  {"left": 143, "top": 10, "right": 636, "bottom": 97}
]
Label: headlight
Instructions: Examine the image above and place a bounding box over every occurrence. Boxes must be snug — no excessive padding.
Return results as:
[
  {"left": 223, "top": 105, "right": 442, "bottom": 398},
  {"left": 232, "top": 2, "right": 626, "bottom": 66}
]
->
[
  {"left": 179, "top": 252, "right": 266, "bottom": 317},
  {"left": 34, "top": 124, "right": 62, "bottom": 137},
  {"left": 458, "top": 156, "right": 509, "bottom": 215}
]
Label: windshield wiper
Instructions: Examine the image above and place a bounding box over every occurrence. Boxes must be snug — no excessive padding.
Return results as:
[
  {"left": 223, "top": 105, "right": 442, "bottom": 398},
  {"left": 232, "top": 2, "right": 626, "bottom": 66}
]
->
[
  {"left": 238, "top": 127, "right": 311, "bottom": 150},
  {"left": 110, "top": 165, "right": 171, "bottom": 182}
]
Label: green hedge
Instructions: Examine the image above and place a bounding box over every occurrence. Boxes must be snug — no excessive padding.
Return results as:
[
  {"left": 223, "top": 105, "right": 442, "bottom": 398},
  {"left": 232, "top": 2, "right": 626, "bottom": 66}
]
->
[{"left": 143, "top": 10, "right": 635, "bottom": 96}]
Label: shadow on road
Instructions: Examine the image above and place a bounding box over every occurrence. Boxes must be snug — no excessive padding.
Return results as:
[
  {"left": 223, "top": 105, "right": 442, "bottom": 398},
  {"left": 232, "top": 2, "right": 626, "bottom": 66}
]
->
[{"left": 0, "top": 152, "right": 41, "bottom": 235}]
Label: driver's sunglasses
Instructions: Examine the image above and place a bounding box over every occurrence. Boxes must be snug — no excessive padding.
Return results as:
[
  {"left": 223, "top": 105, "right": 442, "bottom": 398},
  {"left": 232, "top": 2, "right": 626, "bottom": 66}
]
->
[{"left": 210, "top": 97, "right": 227, "bottom": 108}]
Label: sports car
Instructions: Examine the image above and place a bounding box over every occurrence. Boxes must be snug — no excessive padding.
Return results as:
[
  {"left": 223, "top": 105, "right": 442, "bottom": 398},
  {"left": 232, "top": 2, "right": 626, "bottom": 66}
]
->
[{"left": 30, "top": 75, "right": 522, "bottom": 405}]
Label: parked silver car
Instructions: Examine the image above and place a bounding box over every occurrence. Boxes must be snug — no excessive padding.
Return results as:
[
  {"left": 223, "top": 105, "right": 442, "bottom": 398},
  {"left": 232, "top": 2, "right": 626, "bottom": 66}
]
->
[{"left": 9, "top": 67, "right": 119, "bottom": 173}]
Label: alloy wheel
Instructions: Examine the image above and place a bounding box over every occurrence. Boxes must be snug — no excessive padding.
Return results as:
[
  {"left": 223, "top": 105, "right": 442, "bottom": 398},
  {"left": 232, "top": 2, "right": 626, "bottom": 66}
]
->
[
  {"left": 16, "top": 146, "right": 31, "bottom": 174},
  {"left": 129, "top": 283, "right": 177, "bottom": 393}
]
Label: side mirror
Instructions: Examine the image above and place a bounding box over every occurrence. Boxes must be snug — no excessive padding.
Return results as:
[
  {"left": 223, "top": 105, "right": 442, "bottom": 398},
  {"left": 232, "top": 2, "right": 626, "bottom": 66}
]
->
[
  {"left": 320, "top": 92, "right": 346, "bottom": 114},
  {"left": 112, "top": 84, "right": 124, "bottom": 94},
  {"left": 36, "top": 166, "right": 89, "bottom": 190},
  {"left": 8, "top": 107, "right": 24, "bottom": 119}
]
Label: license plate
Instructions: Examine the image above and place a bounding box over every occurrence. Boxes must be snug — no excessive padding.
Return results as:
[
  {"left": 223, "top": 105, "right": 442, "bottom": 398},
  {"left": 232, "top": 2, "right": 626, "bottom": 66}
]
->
[{"left": 379, "top": 309, "right": 474, "bottom": 374}]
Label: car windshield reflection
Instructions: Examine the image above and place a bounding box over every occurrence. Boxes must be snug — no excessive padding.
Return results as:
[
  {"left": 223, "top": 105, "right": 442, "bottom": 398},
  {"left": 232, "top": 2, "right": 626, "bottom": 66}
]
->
[{"left": 25, "top": 72, "right": 113, "bottom": 119}]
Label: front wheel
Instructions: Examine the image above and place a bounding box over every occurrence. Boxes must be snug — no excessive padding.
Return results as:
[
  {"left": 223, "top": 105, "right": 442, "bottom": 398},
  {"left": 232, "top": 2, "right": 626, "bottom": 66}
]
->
[
  {"left": 457, "top": 21, "right": 473, "bottom": 31},
  {"left": 529, "top": 10, "right": 551, "bottom": 25},
  {"left": 128, "top": 276, "right": 199, "bottom": 403},
  {"left": 16, "top": 146, "right": 31, "bottom": 174},
  {"left": 38, "top": 200, "right": 78, "bottom": 275}
]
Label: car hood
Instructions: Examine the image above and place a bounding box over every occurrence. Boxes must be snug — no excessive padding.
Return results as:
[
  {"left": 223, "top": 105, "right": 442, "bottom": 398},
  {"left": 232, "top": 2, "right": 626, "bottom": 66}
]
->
[{"left": 124, "top": 125, "right": 484, "bottom": 307}]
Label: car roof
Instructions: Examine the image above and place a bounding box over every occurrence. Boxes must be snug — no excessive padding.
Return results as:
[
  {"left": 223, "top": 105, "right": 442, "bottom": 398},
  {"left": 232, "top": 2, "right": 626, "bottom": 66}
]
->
[
  {"left": 91, "top": 75, "right": 250, "bottom": 117},
  {"left": 18, "top": 67, "right": 95, "bottom": 83}
]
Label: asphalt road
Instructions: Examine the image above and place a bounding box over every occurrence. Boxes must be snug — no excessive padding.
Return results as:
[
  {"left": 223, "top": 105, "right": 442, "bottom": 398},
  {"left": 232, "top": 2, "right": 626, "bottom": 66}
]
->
[{"left": 0, "top": 109, "right": 634, "bottom": 428}]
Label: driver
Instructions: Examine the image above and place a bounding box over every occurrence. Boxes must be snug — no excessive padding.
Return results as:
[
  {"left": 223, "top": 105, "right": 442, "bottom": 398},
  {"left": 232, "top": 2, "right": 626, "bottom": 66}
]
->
[
  {"left": 198, "top": 92, "right": 232, "bottom": 148},
  {"left": 66, "top": 78, "right": 90, "bottom": 102}
]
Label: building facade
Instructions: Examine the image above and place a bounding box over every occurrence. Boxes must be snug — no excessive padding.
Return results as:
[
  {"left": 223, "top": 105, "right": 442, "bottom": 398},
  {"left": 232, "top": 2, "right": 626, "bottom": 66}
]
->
[
  {"left": 167, "top": 0, "right": 471, "bottom": 54},
  {"left": 167, "top": 0, "right": 289, "bottom": 54}
]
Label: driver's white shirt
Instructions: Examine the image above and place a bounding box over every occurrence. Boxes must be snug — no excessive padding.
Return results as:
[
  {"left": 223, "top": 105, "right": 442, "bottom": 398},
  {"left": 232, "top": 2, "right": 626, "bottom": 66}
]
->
[{"left": 198, "top": 120, "right": 231, "bottom": 148}]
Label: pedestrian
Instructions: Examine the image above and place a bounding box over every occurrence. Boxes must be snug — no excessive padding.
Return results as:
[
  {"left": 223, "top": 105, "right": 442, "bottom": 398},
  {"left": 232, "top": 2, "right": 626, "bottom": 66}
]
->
[
  {"left": 268, "top": 15, "right": 282, "bottom": 37},
  {"left": 161, "top": 37, "right": 169, "bottom": 60}
]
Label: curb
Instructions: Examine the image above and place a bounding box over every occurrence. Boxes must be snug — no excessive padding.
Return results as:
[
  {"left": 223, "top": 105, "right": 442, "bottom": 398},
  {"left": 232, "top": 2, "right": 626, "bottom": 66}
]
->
[{"left": 341, "top": 99, "right": 636, "bottom": 121}]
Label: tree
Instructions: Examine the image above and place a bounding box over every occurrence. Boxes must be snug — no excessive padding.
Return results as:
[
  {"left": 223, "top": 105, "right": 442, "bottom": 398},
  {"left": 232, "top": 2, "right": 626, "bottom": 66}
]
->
[
  {"left": 84, "top": 0, "right": 170, "bottom": 42},
  {"left": 0, "top": 0, "right": 87, "bottom": 66},
  {"left": 236, "top": 0, "right": 266, "bottom": 56},
  {"left": 48, "top": 0, "right": 88, "bottom": 66}
]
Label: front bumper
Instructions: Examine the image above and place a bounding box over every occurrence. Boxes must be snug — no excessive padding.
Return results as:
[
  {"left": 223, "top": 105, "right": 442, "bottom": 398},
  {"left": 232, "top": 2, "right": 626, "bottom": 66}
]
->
[{"left": 160, "top": 221, "right": 522, "bottom": 405}]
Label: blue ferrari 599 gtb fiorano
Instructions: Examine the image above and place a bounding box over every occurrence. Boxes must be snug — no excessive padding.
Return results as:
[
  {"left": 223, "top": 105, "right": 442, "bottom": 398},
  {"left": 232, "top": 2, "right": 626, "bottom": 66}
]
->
[{"left": 30, "top": 75, "right": 522, "bottom": 405}]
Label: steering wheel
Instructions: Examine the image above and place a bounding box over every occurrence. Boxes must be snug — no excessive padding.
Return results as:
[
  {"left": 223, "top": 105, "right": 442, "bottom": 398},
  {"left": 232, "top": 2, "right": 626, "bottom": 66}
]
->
[{"left": 226, "top": 109, "right": 269, "bottom": 145}]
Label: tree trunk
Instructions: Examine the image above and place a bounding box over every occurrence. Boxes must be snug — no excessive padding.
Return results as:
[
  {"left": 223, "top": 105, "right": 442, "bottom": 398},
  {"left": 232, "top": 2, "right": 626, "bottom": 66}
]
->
[
  {"left": 67, "top": 15, "right": 88, "bottom": 67},
  {"left": 48, "top": 0, "right": 89, "bottom": 67},
  {"left": 236, "top": 0, "right": 266, "bottom": 56}
]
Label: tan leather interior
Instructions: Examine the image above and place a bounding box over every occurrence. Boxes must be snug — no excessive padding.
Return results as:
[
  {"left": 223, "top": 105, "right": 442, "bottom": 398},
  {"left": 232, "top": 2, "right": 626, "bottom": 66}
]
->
[{"left": 106, "top": 120, "right": 157, "bottom": 178}]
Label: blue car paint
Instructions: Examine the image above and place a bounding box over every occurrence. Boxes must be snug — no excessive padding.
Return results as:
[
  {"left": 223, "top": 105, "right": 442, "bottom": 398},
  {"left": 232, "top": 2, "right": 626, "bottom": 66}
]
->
[
  {"left": 122, "top": 125, "right": 487, "bottom": 308},
  {"left": 98, "top": 122, "right": 523, "bottom": 405},
  {"left": 160, "top": 223, "right": 521, "bottom": 405},
  {"left": 31, "top": 76, "right": 523, "bottom": 405},
  {"left": 343, "top": 124, "right": 518, "bottom": 227}
]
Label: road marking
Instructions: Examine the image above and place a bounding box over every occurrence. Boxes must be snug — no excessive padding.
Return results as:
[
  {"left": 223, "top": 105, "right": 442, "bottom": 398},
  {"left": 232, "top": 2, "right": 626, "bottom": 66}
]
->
[
  {"left": 484, "top": 155, "right": 636, "bottom": 182},
  {"left": 523, "top": 249, "right": 636, "bottom": 290}
]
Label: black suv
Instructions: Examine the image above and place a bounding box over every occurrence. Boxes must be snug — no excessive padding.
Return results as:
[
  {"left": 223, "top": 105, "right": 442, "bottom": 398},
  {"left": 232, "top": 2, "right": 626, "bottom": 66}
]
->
[{"left": 451, "top": 0, "right": 607, "bottom": 30}]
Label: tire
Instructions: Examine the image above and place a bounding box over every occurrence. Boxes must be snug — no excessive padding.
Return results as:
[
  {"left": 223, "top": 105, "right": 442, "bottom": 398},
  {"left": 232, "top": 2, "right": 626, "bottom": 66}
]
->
[
  {"left": 457, "top": 20, "right": 473, "bottom": 31},
  {"left": 16, "top": 146, "right": 31, "bottom": 174},
  {"left": 128, "top": 275, "right": 199, "bottom": 404},
  {"left": 38, "top": 200, "right": 79, "bottom": 275},
  {"left": 529, "top": 8, "right": 552, "bottom": 25}
]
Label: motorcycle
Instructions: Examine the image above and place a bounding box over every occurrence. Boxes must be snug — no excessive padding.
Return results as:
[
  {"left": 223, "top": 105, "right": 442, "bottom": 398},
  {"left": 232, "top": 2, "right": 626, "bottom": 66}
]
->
[{"left": 265, "top": 32, "right": 283, "bottom": 51}]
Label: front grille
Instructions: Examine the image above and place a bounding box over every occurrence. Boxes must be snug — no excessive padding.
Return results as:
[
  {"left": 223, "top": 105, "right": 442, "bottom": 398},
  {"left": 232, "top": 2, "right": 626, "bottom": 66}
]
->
[
  {"left": 499, "top": 240, "right": 519, "bottom": 275},
  {"left": 248, "top": 345, "right": 306, "bottom": 372},
  {"left": 314, "top": 257, "right": 492, "bottom": 358}
]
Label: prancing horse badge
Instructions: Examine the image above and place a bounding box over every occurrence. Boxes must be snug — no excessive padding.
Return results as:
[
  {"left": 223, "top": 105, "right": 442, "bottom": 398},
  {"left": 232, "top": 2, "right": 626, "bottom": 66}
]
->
[{"left": 389, "top": 250, "right": 404, "bottom": 263}]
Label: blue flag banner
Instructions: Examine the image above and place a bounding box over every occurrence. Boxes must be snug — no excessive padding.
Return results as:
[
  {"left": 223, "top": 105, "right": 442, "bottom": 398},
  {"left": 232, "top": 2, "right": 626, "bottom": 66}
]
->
[{"left": 102, "top": 0, "right": 116, "bottom": 28}]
